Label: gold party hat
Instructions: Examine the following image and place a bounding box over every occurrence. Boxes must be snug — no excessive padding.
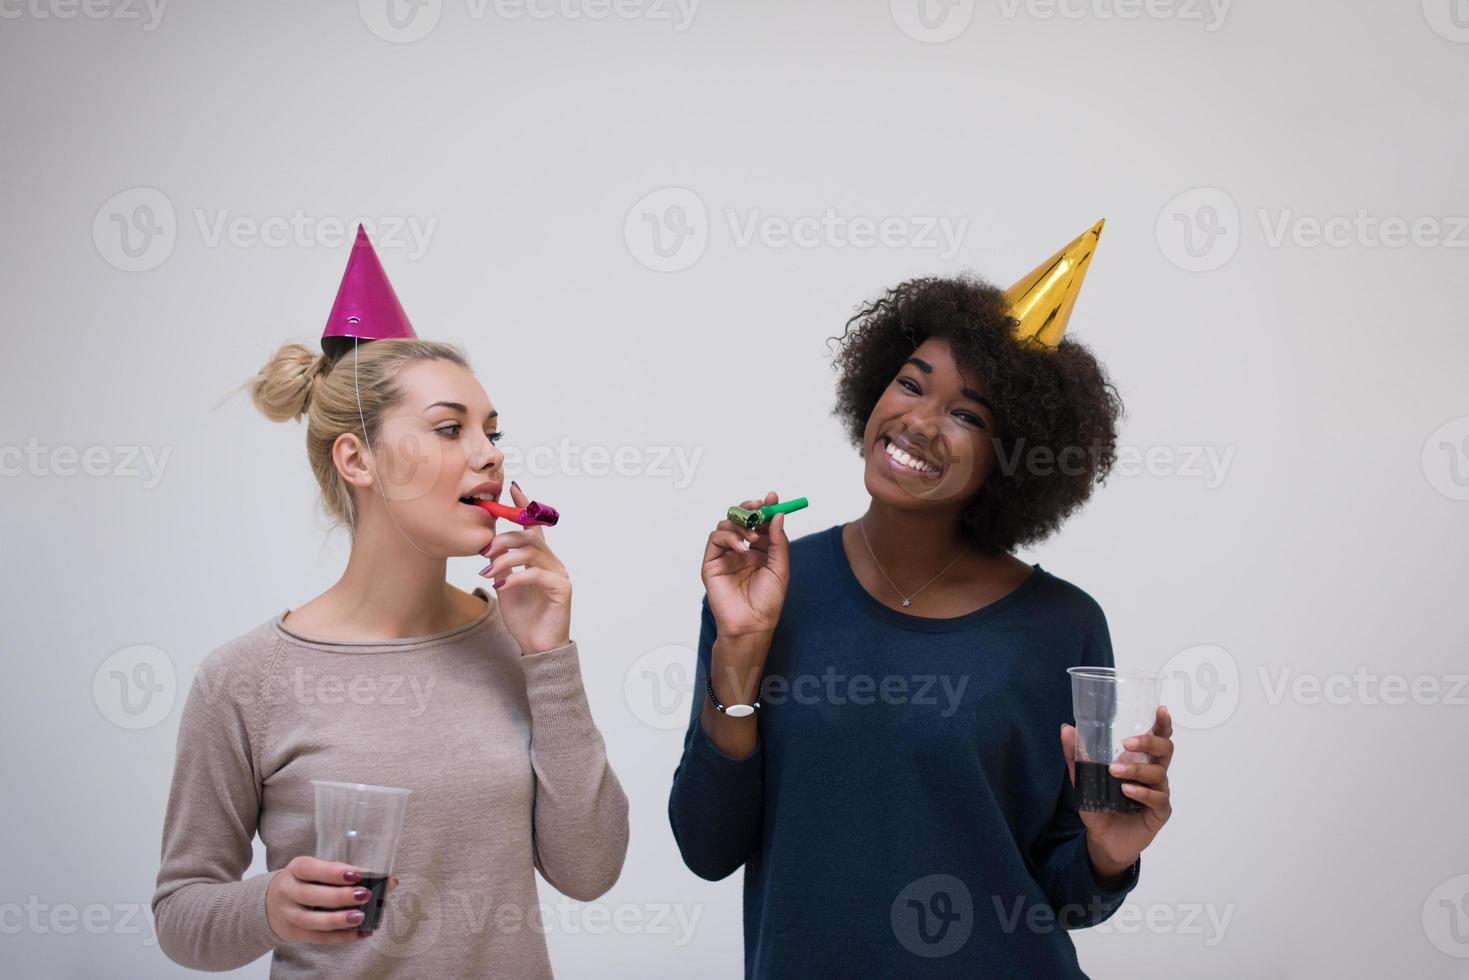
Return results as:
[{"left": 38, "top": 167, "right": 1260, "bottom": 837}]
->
[{"left": 1003, "top": 219, "right": 1105, "bottom": 348}]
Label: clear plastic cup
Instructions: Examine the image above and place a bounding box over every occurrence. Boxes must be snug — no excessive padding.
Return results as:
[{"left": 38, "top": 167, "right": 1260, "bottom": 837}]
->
[
  {"left": 311, "top": 780, "right": 412, "bottom": 935},
  {"left": 1066, "top": 666, "right": 1161, "bottom": 814}
]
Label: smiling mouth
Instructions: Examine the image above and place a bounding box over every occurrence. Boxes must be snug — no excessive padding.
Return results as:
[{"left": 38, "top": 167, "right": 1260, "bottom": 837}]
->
[{"left": 881, "top": 436, "right": 941, "bottom": 477}]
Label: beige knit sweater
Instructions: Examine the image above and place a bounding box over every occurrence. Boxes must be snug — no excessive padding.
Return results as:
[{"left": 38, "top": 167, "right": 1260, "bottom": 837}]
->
[{"left": 152, "top": 588, "right": 629, "bottom": 977}]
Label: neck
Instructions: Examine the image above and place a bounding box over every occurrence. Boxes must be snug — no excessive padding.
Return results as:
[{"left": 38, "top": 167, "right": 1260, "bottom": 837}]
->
[
  {"left": 858, "top": 498, "right": 968, "bottom": 576},
  {"left": 327, "top": 508, "right": 462, "bottom": 639}
]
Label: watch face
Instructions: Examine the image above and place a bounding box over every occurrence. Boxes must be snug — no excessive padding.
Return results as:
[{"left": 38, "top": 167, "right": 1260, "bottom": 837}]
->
[{"left": 725, "top": 704, "right": 755, "bottom": 718}]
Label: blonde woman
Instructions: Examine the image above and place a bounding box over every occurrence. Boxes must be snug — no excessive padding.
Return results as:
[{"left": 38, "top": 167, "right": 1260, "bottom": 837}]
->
[{"left": 153, "top": 229, "right": 628, "bottom": 977}]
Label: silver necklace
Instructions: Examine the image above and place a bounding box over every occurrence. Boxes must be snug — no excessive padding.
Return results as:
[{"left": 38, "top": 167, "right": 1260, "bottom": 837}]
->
[{"left": 858, "top": 517, "right": 968, "bottom": 608}]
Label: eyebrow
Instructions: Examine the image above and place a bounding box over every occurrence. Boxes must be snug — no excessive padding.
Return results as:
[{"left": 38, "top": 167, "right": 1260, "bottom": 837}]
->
[
  {"left": 902, "top": 358, "right": 994, "bottom": 412},
  {"left": 424, "top": 401, "right": 498, "bottom": 420}
]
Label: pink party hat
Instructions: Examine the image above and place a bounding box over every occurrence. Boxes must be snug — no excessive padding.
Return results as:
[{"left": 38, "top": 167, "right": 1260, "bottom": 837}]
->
[{"left": 321, "top": 224, "right": 418, "bottom": 357}]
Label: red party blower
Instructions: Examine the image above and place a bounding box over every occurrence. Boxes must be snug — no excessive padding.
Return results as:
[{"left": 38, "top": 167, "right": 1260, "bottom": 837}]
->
[{"left": 472, "top": 499, "right": 560, "bottom": 528}]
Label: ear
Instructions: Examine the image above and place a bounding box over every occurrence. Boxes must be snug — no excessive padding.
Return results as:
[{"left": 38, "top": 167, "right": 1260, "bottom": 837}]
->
[{"left": 333, "top": 431, "right": 374, "bottom": 490}]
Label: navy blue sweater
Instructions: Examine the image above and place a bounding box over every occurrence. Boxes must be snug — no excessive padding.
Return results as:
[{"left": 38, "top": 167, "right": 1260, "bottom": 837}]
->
[{"left": 668, "top": 524, "right": 1140, "bottom": 978}]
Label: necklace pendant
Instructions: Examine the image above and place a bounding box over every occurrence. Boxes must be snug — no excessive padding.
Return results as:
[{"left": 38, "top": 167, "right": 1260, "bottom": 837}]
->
[{"left": 901, "top": 598, "right": 911, "bottom": 607}]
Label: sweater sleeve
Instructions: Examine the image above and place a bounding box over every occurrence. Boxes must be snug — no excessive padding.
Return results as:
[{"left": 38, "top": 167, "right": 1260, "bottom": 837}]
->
[
  {"left": 1027, "top": 600, "right": 1141, "bottom": 929},
  {"left": 667, "top": 595, "right": 764, "bottom": 881},
  {"left": 152, "top": 649, "right": 285, "bottom": 971},
  {"left": 518, "top": 640, "right": 630, "bottom": 901}
]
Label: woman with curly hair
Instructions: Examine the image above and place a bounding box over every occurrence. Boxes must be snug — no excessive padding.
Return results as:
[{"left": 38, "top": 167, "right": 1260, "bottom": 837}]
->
[{"left": 669, "top": 225, "right": 1176, "bottom": 978}]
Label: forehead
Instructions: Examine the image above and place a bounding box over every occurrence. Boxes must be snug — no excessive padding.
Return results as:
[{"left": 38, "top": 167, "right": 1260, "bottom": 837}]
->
[
  {"left": 396, "top": 359, "right": 495, "bottom": 415},
  {"left": 907, "top": 337, "right": 986, "bottom": 392}
]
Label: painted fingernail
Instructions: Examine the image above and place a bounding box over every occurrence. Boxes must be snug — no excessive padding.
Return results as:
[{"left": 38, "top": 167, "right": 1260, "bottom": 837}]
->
[
  {"left": 352, "top": 888, "right": 370, "bottom": 901},
  {"left": 480, "top": 543, "right": 493, "bottom": 558},
  {"left": 347, "top": 910, "right": 365, "bottom": 924},
  {"left": 479, "top": 564, "right": 494, "bottom": 577},
  {"left": 360, "top": 930, "right": 373, "bottom": 937},
  {"left": 511, "top": 480, "right": 521, "bottom": 491},
  {"left": 343, "top": 870, "right": 362, "bottom": 882}
]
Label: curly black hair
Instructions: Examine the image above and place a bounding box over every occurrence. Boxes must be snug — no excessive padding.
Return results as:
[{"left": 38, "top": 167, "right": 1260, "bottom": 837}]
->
[{"left": 828, "top": 273, "right": 1123, "bottom": 554}]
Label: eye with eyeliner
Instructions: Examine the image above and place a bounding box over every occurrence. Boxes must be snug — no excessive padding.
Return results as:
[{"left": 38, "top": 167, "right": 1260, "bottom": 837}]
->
[
  {"left": 433, "top": 423, "right": 504, "bottom": 443},
  {"left": 897, "top": 377, "right": 985, "bottom": 429}
]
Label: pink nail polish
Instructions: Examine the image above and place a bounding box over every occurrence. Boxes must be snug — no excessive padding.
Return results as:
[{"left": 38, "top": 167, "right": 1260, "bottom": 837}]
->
[
  {"left": 352, "top": 888, "right": 370, "bottom": 902},
  {"left": 347, "top": 910, "right": 365, "bottom": 924},
  {"left": 343, "top": 870, "right": 361, "bottom": 883},
  {"left": 480, "top": 543, "right": 493, "bottom": 558},
  {"left": 479, "top": 564, "right": 493, "bottom": 577}
]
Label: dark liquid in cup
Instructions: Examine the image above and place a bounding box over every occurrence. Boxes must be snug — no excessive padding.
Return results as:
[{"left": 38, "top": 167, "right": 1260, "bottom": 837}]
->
[
  {"left": 1076, "top": 760, "right": 1143, "bottom": 814},
  {"left": 356, "top": 874, "right": 391, "bottom": 935}
]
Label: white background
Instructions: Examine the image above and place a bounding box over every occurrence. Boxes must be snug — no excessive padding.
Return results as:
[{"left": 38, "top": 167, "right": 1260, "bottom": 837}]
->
[{"left": 2, "top": 1, "right": 1467, "bottom": 977}]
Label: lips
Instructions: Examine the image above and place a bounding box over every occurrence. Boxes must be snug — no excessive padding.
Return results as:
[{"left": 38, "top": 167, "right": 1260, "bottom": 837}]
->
[{"left": 458, "top": 481, "right": 502, "bottom": 507}]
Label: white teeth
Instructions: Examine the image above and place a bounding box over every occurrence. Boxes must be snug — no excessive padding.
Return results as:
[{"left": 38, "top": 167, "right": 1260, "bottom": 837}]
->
[
  {"left": 466, "top": 492, "right": 495, "bottom": 500},
  {"left": 883, "top": 439, "right": 939, "bottom": 475}
]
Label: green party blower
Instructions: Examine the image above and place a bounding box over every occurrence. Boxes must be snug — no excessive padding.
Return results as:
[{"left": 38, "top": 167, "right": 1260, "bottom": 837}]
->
[{"left": 727, "top": 497, "right": 809, "bottom": 529}]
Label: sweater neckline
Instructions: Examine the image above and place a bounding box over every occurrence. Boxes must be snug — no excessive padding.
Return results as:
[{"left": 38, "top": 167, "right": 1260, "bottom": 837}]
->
[
  {"left": 827, "top": 524, "right": 1045, "bottom": 632},
  {"left": 272, "top": 587, "right": 496, "bottom": 653}
]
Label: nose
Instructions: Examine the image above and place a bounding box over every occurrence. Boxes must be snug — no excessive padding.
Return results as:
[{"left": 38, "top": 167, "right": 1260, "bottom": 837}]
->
[
  {"left": 468, "top": 431, "right": 503, "bottom": 473},
  {"left": 899, "top": 404, "right": 942, "bottom": 446}
]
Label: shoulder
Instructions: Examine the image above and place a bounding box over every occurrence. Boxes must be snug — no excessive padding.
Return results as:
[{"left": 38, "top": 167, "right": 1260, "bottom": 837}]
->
[
  {"left": 189, "top": 618, "right": 283, "bottom": 708},
  {"left": 786, "top": 522, "right": 840, "bottom": 573},
  {"left": 1027, "top": 565, "right": 1109, "bottom": 632}
]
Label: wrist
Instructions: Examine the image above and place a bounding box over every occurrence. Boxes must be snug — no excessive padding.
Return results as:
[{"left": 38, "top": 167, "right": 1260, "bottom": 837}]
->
[
  {"left": 522, "top": 636, "right": 572, "bottom": 656},
  {"left": 710, "top": 637, "right": 770, "bottom": 704},
  {"left": 1086, "top": 835, "right": 1138, "bottom": 883}
]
